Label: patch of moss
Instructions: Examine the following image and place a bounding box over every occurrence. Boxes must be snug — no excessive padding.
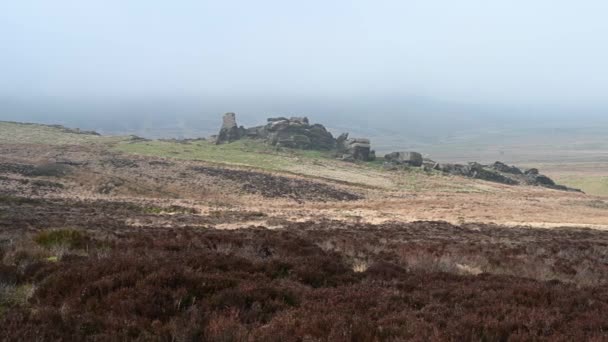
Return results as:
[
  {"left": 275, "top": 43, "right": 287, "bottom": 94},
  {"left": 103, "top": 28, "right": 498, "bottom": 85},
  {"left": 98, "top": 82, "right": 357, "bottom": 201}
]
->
[{"left": 0, "top": 195, "right": 44, "bottom": 206}]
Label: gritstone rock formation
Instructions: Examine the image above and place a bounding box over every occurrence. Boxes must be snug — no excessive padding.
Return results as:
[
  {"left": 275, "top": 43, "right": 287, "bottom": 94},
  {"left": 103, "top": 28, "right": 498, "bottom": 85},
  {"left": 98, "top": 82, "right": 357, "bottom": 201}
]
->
[{"left": 214, "top": 113, "right": 375, "bottom": 161}]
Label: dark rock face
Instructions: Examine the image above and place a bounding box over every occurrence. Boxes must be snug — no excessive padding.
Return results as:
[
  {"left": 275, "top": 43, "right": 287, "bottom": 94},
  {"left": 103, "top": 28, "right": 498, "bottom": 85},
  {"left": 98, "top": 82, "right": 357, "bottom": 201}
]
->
[
  {"left": 491, "top": 161, "right": 523, "bottom": 175},
  {"left": 439, "top": 163, "right": 519, "bottom": 185},
  {"left": 216, "top": 113, "right": 244, "bottom": 144},
  {"left": 527, "top": 174, "right": 556, "bottom": 186},
  {"left": 433, "top": 161, "right": 582, "bottom": 192},
  {"left": 384, "top": 152, "right": 423, "bottom": 167}
]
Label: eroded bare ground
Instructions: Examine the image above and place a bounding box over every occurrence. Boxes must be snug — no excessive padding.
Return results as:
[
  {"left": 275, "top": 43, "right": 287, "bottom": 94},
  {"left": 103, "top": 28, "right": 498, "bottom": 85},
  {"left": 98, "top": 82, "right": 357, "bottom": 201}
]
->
[{"left": 2, "top": 142, "right": 608, "bottom": 340}]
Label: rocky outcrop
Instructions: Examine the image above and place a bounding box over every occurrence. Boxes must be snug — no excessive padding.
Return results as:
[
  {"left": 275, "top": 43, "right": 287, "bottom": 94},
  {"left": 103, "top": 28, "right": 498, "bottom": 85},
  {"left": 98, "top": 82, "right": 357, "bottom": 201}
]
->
[
  {"left": 384, "top": 152, "right": 423, "bottom": 167},
  {"left": 216, "top": 113, "right": 244, "bottom": 144},
  {"left": 213, "top": 113, "right": 374, "bottom": 160},
  {"left": 433, "top": 161, "right": 582, "bottom": 192}
]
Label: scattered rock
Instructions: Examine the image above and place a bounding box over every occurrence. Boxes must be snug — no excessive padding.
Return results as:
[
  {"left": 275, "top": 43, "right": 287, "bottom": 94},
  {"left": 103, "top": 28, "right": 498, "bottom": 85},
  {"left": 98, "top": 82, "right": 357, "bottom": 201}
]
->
[{"left": 384, "top": 152, "right": 423, "bottom": 167}]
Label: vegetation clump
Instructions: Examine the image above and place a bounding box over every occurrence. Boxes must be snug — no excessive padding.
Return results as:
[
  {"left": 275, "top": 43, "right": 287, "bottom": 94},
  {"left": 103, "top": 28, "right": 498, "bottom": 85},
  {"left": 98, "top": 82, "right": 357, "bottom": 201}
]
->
[{"left": 33, "top": 229, "right": 89, "bottom": 250}]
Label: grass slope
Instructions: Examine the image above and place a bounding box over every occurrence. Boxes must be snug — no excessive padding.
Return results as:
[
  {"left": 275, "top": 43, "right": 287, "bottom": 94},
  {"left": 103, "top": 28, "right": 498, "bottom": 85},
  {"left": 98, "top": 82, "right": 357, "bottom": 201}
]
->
[
  {"left": 0, "top": 121, "right": 124, "bottom": 145},
  {"left": 116, "top": 138, "right": 341, "bottom": 170}
]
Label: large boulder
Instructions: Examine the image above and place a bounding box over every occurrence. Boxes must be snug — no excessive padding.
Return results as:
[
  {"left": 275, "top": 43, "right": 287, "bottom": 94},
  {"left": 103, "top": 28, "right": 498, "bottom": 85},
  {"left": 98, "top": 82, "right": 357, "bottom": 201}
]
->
[
  {"left": 216, "top": 113, "right": 243, "bottom": 144},
  {"left": 336, "top": 135, "right": 374, "bottom": 161},
  {"left": 384, "top": 152, "right": 423, "bottom": 167}
]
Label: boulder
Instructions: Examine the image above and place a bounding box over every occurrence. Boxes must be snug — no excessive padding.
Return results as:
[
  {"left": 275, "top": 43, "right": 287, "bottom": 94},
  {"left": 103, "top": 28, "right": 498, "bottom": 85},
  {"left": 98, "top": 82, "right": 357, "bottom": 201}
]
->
[
  {"left": 216, "top": 113, "right": 243, "bottom": 144},
  {"left": 264, "top": 117, "right": 335, "bottom": 150},
  {"left": 384, "top": 152, "right": 423, "bottom": 167},
  {"left": 344, "top": 138, "right": 372, "bottom": 161}
]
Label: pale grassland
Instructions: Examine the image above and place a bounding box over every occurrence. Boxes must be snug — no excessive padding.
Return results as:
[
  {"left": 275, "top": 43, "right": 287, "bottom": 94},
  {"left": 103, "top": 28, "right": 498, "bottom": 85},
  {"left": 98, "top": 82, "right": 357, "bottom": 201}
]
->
[
  {"left": 536, "top": 162, "right": 608, "bottom": 197},
  {"left": 0, "top": 121, "right": 125, "bottom": 145},
  {"left": 554, "top": 176, "right": 608, "bottom": 197}
]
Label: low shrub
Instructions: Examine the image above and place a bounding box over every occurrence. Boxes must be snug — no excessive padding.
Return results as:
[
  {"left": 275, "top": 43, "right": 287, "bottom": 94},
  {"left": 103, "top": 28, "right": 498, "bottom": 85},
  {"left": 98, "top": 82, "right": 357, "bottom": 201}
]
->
[{"left": 33, "top": 229, "right": 89, "bottom": 250}]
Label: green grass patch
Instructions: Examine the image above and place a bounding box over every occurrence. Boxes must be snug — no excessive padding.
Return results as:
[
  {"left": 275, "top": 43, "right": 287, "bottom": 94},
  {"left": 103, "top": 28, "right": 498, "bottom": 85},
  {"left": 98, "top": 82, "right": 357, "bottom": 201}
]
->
[
  {"left": 34, "top": 229, "right": 89, "bottom": 249},
  {"left": 115, "top": 138, "right": 336, "bottom": 171},
  {"left": 0, "top": 283, "right": 36, "bottom": 312}
]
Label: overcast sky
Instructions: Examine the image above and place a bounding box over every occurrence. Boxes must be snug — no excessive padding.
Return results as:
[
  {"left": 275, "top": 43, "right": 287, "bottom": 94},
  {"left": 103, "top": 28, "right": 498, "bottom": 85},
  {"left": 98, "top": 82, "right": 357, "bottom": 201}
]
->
[{"left": 1, "top": 0, "right": 608, "bottom": 115}]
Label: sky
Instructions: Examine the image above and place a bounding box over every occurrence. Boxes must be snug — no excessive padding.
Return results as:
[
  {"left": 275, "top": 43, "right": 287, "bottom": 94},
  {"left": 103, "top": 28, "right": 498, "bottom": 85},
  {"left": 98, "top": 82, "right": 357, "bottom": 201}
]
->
[{"left": 1, "top": 0, "right": 608, "bottom": 126}]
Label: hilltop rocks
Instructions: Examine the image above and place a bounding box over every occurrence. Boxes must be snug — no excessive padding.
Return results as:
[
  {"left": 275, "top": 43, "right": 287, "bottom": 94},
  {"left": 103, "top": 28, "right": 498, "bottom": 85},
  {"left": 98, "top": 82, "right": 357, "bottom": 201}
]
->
[
  {"left": 242, "top": 116, "right": 336, "bottom": 150},
  {"left": 215, "top": 113, "right": 376, "bottom": 157},
  {"left": 216, "top": 113, "right": 244, "bottom": 144},
  {"left": 384, "top": 152, "right": 423, "bottom": 167}
]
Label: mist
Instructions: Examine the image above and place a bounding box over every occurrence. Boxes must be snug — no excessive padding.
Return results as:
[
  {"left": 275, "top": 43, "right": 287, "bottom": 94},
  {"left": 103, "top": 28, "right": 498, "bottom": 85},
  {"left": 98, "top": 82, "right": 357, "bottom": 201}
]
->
[{"left": 1, "top": 0, "right": 608, "bottom": 142}]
